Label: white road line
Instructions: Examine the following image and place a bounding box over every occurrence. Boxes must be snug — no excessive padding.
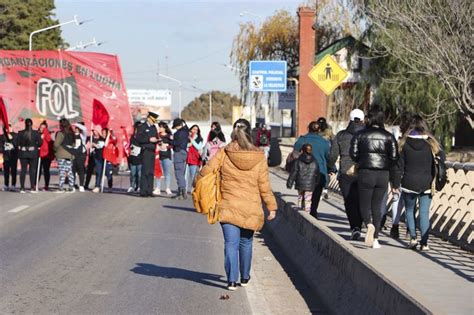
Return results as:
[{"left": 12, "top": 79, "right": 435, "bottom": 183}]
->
[{"left": 7, "top": 205, "right": 30, "bottom": 213}]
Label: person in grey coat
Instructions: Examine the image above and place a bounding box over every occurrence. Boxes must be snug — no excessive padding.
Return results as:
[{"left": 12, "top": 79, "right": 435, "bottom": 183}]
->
[
  {"left": 287, "top": 143, "right": 321, "bottom": 212},
  {"left": 328, "top": 109, "right": 365, "bottom": 240}
]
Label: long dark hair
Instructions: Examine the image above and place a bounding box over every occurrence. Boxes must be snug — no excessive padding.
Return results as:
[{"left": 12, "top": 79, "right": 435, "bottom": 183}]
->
[
  {"left": 367, "top": 105, "right": 385, "bottom": 129},
  {"left": 211, "top": 121, "right": 226, "bottom": 142},
  {"left": 24, "top": 118, "right": 33, "bottom": 141},
  {"left": 231, "top": 118, "right": 257, "bottom": 151},
  {"left": 399, "top": 114, "right": 441, "bottom": 154},
  {"left": 59, "top": 118, "right": 73, "bottom": 135},
  {"left": 158, "top": 121, "right": 172, "bottom": 136},
  {"left": 189, "top": 124, "right": 203, "bottom": 143}
]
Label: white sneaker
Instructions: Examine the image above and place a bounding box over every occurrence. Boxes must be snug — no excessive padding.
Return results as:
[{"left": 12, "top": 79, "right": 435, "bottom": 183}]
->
[
  {"left": 166, "top": 188, "right": 172, "bottom": 195},
  {"left": 127, "top": 187, "right": 134, "bottom": 193},
  {"left": 30, "top": 189, "right": 38, "bottom": 194},
  {"left": 92, "top": 187, "right": 100, "bottom": 193},
  {"left": 420, "top": 245, "right": 430, "bottom": 251},
  {"left": 79, "top": 186, "right": 85, "bottom": 192},
  {"left": 408, "top": 239, "right": 418, "bottom": 249},
  {"left": 153, "top": 188, "right": 161, "bottom": 196},
  {"left": 365, "top": 223, "right": 375, "bottom": 247},
  {"left": 372, "top": 239, "right": 381, "bottom": 249},
  {"left": 20, "top": 189, "right": 26, "bottom": 194},
  {"left": 2, "top": 186, "right": 8, "bottom": 191}
]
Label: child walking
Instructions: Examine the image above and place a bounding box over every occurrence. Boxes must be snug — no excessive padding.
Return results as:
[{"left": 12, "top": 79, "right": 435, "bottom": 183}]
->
[{"left": 286, "top": 144, "right": 320, "bottom": 212}]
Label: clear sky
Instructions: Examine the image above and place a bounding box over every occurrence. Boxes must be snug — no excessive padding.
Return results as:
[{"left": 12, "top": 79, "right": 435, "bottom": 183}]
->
[{"left": 54, "top": 0, "right": 302, "bottom": 114}]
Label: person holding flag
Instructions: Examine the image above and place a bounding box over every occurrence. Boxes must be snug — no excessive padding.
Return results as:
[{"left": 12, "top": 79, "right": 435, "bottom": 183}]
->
[
  {"left": 91, "top": 128, "right": 106, "bottom": 193},
  {"left": 135, "top": 112, "right": 159, "bottom": 197},
  {"left": 101, "top": 128, "right": 119, "bottom": 192}
]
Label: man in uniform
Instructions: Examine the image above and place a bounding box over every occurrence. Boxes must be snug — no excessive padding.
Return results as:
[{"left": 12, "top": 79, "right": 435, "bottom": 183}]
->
[
  {"left": 171, "top": 118, "right": 189, "bottom": 199},
  {"left": 135, "top": 112, "right": 159, "bottom": 197}
]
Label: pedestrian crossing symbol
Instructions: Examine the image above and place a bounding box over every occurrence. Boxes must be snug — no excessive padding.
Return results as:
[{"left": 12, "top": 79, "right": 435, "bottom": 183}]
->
[{"left": 308, "top": 55, "right": 348, "bottom": 95}]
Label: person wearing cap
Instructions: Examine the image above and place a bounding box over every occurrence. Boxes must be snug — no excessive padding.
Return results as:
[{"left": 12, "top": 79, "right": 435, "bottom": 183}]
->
[
  {"left": 171, "top": 118, "right": 189, "bottom": 199},
  {"left": 328, "top": 108, "right": 366, "bottom": 240},
  {"left": 135, "top": 112, "right": 159, "bottom": 197}
]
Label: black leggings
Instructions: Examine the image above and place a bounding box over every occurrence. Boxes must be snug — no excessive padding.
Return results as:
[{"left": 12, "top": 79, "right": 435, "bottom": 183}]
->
[
  {"left": 39, "top": 158, "right": 52, "bottom": 188},
  {"left": 3, "top": 158, "right": 18, "bottom": 187},
  {"left": 339, "top": 174, "right": 363, "bottom": 230},
  {"left": 73, "top": 154, "right": 86, "bottom": 186},
  {"left": 20, "top": 157, "right": 38, "bottom": 190},
  {"left": 85, "top": 155, "right": 95, "bottom": 189},
  {"left": 310, "top": 176, "right": 325, "bottom": 219},
  {"left": 357, "top": 169, "right": 389, "bottom": 238}
]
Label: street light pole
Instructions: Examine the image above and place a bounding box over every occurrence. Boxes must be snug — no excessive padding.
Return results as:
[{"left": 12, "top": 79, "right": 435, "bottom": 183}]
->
[
  {"left": 66, "top": 37, "right": 105, "bottom": 51},
  {"left": 158, "top": 73, "right": 182, "bottom": 118},
  {"left": 288, "top": 77, "right": 299, "bottom": 137},
  {"left": 29, "top": 15, "right": 80, "bottom": 51}
]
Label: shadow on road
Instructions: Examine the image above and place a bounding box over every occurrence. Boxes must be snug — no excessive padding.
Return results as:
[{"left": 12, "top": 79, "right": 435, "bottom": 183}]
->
[
  {"left": 162, "top": 205, "right": 196, "bottom": 212},
  {"left": 130, "top": 263, "right": 227, "bottom": 289}
]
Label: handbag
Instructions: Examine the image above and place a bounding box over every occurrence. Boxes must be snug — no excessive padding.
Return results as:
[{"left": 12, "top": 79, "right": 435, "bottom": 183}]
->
[
  {"left": 192, "top": 152, "right": 225, "bottom": 224},
  {"left": 432, "top": 150, "right": 447, "bottom": 192}
]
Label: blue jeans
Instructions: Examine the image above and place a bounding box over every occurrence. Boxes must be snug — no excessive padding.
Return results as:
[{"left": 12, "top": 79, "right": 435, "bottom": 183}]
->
[
  {"left": 156, "top": 158, "right": 172, "bottom": 190},
  {"left": 94, "top": 158, "right": 112, "bottom": 188},
  {"left": 129, "top": 164, "right": 142, "bottom": 190},
  {"left": 173, "top": 150, "right": 187, "bottom": 189},
  {"left": 403, "top": 192, "right": 432, "bottom": 245},
  {"left": 186, "top": 164, "right": 199, "bottom": 192},
  {"left": 221, "top": 223, "right": 254, "bottom": 283}
]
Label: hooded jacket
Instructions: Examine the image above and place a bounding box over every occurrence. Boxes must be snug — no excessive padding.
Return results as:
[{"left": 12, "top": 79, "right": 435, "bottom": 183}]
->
[
  {"left": 196, "top": 142, "right": 277, "bottom": 231},
  {"left": 392, "top": 135, "right": 435, "bottom": 193},
  {"left": 287, "top": 152, "right": 320, "bottom": 191},
  {"left": 294, "top": 133, "right": 330, "bottom": 185},
  {"left": 328, "top": 121, "right": 365, "bottom": 176}
]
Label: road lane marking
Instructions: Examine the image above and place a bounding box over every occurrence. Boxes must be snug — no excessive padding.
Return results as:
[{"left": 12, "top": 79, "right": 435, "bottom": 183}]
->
[{"left": 8, "top": 205, "right": 30, "bottom": 213}]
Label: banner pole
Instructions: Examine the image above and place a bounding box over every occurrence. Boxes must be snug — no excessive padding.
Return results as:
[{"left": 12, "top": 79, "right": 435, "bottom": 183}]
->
[
  {"left": 35, "top": 156, "right": 41, "bottom": 192},
  {"left": 100, "top": 131, "right": 110, "bottom": 193}
]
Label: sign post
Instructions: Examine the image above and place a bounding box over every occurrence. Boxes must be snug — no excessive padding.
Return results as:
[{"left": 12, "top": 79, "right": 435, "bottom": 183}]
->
[{"left": 249, "top": 61, "right": 287, "bottom": 92}]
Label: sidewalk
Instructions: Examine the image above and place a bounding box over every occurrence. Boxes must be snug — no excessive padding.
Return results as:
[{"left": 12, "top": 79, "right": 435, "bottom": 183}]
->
[{"left": 268, "top": 168, "right": 473, "bottom": 315}]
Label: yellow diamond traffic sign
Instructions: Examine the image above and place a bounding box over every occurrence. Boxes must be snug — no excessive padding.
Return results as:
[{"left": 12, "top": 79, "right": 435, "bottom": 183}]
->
[{"left": 308, "top": 55, "right": 348, "bottom": 95}]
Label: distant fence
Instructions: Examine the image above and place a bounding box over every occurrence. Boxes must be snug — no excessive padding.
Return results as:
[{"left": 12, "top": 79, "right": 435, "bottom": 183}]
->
[{"left": 280, "top": 142, "right": 473, "bottom": 250}]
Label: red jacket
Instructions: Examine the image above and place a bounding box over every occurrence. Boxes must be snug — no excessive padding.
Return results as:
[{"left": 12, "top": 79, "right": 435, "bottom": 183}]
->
[
  {"left": 39, "top": 128, "right": 54, "bottom": 159},
  {"left": 186, "top": 146, "right": 202, "bottom": 166}
]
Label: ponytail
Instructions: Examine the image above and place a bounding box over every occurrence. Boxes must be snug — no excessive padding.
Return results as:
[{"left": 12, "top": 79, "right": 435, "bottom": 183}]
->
[{"left": 231, "top": 118, "right": 257, "bottom": 151}]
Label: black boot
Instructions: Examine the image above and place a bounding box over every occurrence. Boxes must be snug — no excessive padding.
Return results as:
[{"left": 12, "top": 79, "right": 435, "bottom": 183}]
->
[
  {"left": 390, "top": 224, "right": 400, "bottom": 239},
  {"left": 172, "top": 188, "right": 183, "bottom": 199},
  {"left": 182, "top": 188, "right": 188, "bottom": 200}
]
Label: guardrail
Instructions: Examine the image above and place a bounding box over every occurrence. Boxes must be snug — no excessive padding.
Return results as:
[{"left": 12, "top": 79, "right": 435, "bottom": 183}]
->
[{"left": 280, "top": 143, "right": 473, "bottom": 250}]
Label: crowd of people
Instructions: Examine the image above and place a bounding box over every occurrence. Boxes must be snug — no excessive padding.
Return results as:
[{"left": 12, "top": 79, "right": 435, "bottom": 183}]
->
[
  {"left": 287, "top": 106, "right": 445, "bottom": 251},
  {"left": 0, "top": 113, "right": 273, "bottom": 199}
]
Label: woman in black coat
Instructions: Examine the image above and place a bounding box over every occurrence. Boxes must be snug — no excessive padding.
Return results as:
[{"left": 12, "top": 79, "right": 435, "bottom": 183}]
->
[
  {"left": 17, "top": 119, "right": 42, "bottom": 193},
  {"left": 350, "top": 107, "right": 398, "bottom": 249},
  {"left": 392, "top": 115, "right": 443, "bottom": 251}
]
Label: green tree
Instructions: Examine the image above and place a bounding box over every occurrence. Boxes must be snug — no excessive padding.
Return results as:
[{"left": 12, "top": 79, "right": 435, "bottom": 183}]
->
[
  {"left": 0, "top": 0, "right": 66, "bottom": 50},
  {"left": 181, "top": 91, "right": 241, "bottom": 124}
]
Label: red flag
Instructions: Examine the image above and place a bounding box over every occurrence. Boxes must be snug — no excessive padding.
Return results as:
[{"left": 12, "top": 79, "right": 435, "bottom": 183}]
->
[
  {"left": 92, "top": 99, "right": 110, "bottom": 128},
  {"left": 103, "top": 133, "right": 120, "bottom": 165},
  {"left": 0, "top": 96, "right": 9, "bottom": 130},
  {"left": 121, "top": 127, "right": 130, "bottom": 157}
]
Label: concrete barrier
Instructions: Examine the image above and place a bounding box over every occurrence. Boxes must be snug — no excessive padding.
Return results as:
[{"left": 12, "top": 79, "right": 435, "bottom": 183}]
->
[{"left": 264, "top": 193, "right": 433, "bottom": 315}]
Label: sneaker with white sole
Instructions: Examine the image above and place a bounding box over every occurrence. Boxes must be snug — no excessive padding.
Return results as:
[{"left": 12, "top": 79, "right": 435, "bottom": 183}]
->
[
  {"left": 20, "top": 189, "right": 26, "bottom": 194},
  {"left": 127, "top": 187, "right": 134, "bottom": 193},
  {"left": 2, "top": 186, "right": 9, "bottom": 191},
  {"left": 92, "top": 187, "right": 100, "bottom": 193},
  {"left": 166, "top": 188, "right": 172, "bottom": 195},
  {"left": 420, "top": 244, "right": 430, "bottom": 251},
  {"left": 153, "top": 188, "right": 161, "bottom": 196},
  {"left": 372, "top": 239, "right": 381, "bottom": 249},
  {"left": 365, "top": 223, "right": 375, "bottom": 247},
  {"left": 408, "top": 238, "right": 418, "bottom": 249},
  {"left": 227, "top": 282, "right": 237, "bottom": 291},
  {"left": 79, "top": 186, "right": 85, "bottom": 192},
  {"left": 55, "top": 189, "right": 65, "bottom": 194},
  {"left": 240, "top": 277, "right": 251, "bottom": 287}
]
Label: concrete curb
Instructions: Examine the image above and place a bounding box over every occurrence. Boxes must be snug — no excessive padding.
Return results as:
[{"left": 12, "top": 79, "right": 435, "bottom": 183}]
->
[{"left": 264, "top": 192, "right": 435, "bottom": 315}]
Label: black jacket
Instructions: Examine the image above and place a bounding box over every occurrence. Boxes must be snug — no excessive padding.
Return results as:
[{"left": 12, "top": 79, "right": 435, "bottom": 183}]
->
[
  {"left": 328, "top": 121, "right": 365, "bottom": 176},
  {"left": 128, "top": 134, "right": 142, "bottom": 166},
  {"left": 287, "top": 153, "right": 321, "bottom": 191},
  {"left": 136, "top": 122, "right": 158, "bottom": 152},
  {"left": 173, "top": 127, "right": 189, "bottom": 152},
  {"left": 17, "top": 129, "right": 42, "bottom": 159},
  {"left": 350, "top": 126, "right": 398, "bottom": 170},
  {"left": 392, "top": 136, "right": 435, "bottom": 193},
  {"left": 0, "top": 132, "right": 18, "bottom": 161}
]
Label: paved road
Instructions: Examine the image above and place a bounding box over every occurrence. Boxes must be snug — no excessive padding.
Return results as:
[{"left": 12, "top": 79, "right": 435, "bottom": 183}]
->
[{"left": 0, "top": 185, "right": 321, "bottom": 314}]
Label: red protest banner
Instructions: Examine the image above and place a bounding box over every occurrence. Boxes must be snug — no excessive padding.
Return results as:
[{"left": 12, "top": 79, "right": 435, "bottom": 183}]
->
[
  {"left": 0, "top": 50, "right": 132, "bottom": 133},
  {"left": 0, "top": 96, "right": 8, "bottom": 129}
]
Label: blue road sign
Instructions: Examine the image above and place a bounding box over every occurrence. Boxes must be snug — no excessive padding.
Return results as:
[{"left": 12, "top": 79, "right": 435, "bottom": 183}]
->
[{"left": 249, "top": 61, "right": 287, "bottom": 92}]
